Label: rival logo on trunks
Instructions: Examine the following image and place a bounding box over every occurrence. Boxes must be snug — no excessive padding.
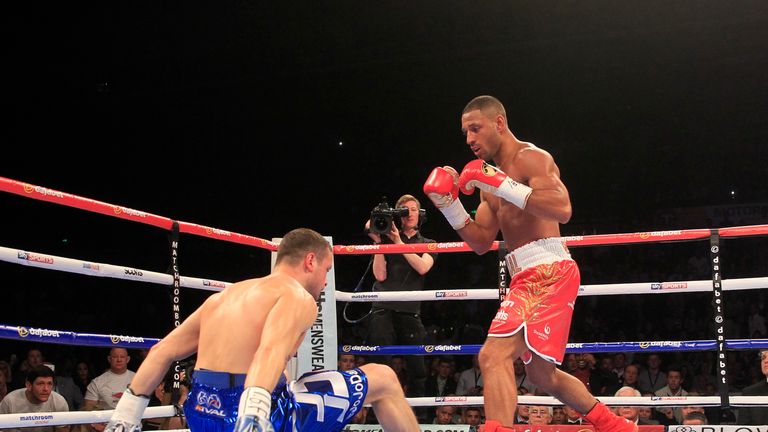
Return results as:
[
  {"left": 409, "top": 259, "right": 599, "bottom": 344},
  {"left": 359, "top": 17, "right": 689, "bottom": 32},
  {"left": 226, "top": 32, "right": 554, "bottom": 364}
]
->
[
  {"left": 424, "top": 345, "right": 463, "bottom": 353},
  {"left": 532, "top": 329, "right": 550, "bottom": 342},
  {"left": 494, "top": 310, "right": 509, "bottom": 321},
  {"left": 195, "top": 391, "right": 225, "bottom": 417},
  {"left": 17, "top": 251, "right": 54, "bottom": 265},
  {"left": 435, "top": 291, "right": 467, "bottom": 298},
  {"left": 342, "top": 345, "right": 380, "bottom": 352}
]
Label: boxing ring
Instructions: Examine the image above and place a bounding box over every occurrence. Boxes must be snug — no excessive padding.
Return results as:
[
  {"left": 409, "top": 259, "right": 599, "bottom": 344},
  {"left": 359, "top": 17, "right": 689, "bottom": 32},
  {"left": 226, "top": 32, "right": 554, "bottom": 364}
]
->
[{"left": 1, "top": 175, "right": 767, "bottom": 432}]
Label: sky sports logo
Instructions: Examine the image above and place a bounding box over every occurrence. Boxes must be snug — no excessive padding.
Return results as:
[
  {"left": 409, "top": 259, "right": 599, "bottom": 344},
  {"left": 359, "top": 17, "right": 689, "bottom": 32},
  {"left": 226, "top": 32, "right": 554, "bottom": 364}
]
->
[
  {"left": 435, "top": 291, "right": 468, "bottom": 298},
  {"left": 651, "top": 282, "right": 688, "bottom": 290}
]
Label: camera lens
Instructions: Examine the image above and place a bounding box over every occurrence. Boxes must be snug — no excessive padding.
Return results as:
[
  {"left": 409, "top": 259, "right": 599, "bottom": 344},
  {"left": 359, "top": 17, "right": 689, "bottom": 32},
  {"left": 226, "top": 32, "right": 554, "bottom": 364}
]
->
[{"left": 372, "top": 216, "right": 391, "bottom": 234}]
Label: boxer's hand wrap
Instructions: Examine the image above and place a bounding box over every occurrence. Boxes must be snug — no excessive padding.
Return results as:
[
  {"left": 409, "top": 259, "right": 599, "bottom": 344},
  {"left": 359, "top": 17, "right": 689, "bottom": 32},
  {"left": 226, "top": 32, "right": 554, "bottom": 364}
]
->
[
  {"left": 424, "top": 166, "right": 471, "bottom": 230},
  {"left": 104, "top": 387, "right": 150, "bottom": 432},
  {"left": 459, "top": 159, "right": 532, "bottom": 209},
  {"left": 234, "top": 386, "right": 274, "bottom": 432}
]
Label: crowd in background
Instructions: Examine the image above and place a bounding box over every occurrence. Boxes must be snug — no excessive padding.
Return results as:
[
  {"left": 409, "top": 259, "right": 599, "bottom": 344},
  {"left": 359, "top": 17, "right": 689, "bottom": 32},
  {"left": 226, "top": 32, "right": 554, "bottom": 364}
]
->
[{"left": 1, "top": 213, "right": 767, "bottom": 428}]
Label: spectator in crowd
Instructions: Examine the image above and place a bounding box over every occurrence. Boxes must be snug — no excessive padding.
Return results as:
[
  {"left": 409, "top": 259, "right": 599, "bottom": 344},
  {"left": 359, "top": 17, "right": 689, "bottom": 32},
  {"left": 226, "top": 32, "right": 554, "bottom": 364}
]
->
[
  {"left": 621, "top": 364, "right": 640, "bottom": 389},
  {"left": 590, "top": 354, "right": 621, "bottom": 396},
  {"left": 83, "top": 348, "right": 134, "bottom": 410},
  {"left": 655, "top": 365, "right": 687, "bottom": 423},
  {"left": 389, "top": 355, "right": 408, "bottom": 391},
  {"left": 365, "top": 194, "right": 436, "bottom": 402},
  {"left": 637, "top": 407, "right": 655, "bottom": 424},
  {"left": 433, "top": 405, "right": 457, "bottom": 425},
  {"left": 527, "top": 405, "right": 553, "bottom": 425},
  {"left": 515, "top": 392, "right": 533, "bottom": 424},
  {"left": 10, "top": 348, "right": 45, "bottom": 390},
  {"left": 563, "top": 405, "right": 584, "bottom": 425},
  {"left": 572, "top": 353, "right": 596, "bottom": 388},
  {"left": 612, "top": 353, "right": 628, "bottom": 380},
  {"left": 682, "top": 411, "right": 708, "bottom": 425},
  {"left": 614, "top": 386, "right": 659, "bottom": 425},
  {"left": 43, "top": 362, "right": 83, "bottom": 411},
  {"left": 456, "top": 354, "right": 483, "bottom": 396},
  {"left": 73, "top": 362, "right": 93, "bottom": 398},
  {"left": 425, "top": 357, "right": 457, "bottom": 397},
  {"left": 678, "top": 401, "right": 707, "bottom": 421},
  {"left": 337, "top": 354, "right": 356, "bottom": 372},
  {"left": 638, "top": 353, "right": 667, "bottom": 394},
  {"left": 461, "top": 407, "right": 483, "bottom": 432},
  {"left": 0, "top": 365, "right": 70, "bottom": 432},
  {"left": 738, "top": 349, "right": 768, "bottom": 425},
  {"left": 551, "top": 406, "right": 567, "bottom": 424}
]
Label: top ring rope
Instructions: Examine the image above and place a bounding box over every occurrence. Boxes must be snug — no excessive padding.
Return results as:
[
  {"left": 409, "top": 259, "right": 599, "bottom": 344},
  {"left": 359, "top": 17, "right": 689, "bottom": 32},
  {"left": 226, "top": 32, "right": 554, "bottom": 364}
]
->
[
  {"left": 332, "top": 225, "right": 768, "bottom": 255},
  {"left": 0, "top": 177, "right": 278, "bottom": 251},
  {"left": 3, "top": 176, "right": 766, "bottom": 254}
]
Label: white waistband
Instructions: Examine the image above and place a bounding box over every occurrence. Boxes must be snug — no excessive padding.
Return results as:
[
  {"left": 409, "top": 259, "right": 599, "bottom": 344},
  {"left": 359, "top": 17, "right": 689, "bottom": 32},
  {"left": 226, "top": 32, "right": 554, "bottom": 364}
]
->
[{"left": 505, "top": 237, "right": 572, "bottom": 276}]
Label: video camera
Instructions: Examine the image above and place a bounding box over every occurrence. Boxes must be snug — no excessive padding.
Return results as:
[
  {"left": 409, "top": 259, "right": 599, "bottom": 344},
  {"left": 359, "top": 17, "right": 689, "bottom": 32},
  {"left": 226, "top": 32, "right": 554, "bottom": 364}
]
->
[{"left": 369, "top": 197, "right": 409, "bottom": 235}]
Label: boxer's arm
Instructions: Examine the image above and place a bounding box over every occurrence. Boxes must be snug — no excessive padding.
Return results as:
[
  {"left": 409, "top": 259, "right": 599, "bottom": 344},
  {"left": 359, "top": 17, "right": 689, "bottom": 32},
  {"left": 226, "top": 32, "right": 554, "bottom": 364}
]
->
[
  {"left": 128, "top": 306, "right": 203, "bottom": 396},
  {"left": 244, "top": 291, "right": 316, "bottom": 391},
  {"left": 455, "top": 195, "right": 501, "bottom": 254},
  {"left": 516, "top": 149, "right": 572, "bottom": 223},
  {"left": 106, "top": 306, "right": 204, "bottom": 432}
]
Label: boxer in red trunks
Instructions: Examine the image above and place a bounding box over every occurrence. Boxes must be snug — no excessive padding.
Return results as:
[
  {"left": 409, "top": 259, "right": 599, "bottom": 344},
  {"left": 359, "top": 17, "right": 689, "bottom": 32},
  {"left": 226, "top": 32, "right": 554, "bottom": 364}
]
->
[{"left": 424, "top": 95, "right": 636, "bottom": 432}]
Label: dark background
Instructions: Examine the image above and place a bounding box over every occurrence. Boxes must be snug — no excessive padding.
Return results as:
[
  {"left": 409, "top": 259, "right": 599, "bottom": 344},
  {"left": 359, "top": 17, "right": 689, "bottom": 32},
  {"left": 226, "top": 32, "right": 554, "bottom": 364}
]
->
[{"left": 2, "top": 1, "right": 767, "bottom": 371}]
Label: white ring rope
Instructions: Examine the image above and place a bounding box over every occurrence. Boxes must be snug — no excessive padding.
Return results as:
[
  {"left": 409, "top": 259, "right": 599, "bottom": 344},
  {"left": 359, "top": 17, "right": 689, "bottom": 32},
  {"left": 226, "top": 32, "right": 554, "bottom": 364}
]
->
[
  {"left": 2, "top": 245, "right": 766, "bottom": 299},
  {"left": 2, "top": 395, "right": 768, "bottom": 428}
]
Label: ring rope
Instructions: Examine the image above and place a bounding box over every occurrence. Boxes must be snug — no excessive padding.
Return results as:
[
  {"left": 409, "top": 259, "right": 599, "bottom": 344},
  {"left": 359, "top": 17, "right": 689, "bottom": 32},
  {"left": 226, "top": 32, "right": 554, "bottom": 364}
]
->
[
  {"left": 2, "top": 394, "right": 768, "bottom": 430},
  {"left": 2, "top": 246, "right": 766, "bottom": 300}
]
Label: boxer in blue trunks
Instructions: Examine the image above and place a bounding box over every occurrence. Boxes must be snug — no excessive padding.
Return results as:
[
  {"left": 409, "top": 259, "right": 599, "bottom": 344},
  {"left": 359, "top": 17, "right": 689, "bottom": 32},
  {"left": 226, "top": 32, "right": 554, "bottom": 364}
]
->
[{"left": 104, "top": 228, "right": 418, "bottom": 432}]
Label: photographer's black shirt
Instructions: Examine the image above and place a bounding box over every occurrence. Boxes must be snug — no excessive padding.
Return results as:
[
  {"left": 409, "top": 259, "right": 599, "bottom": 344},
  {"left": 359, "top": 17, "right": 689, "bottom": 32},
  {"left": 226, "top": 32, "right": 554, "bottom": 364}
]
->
[{"left": 372, "top": 231, "right": 437, "bottom": 314}]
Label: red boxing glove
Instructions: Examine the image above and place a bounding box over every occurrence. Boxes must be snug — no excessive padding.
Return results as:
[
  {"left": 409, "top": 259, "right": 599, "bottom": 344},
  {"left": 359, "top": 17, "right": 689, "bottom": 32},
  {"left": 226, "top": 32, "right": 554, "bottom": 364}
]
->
[
  {"left": 423, "top": 166, "right": 459, "bottom": 209},
  {"left": 423, "top": 166, "right": 471, "bottom": 230},
  {"left": 458, "top": 159, "right": 532, "bottom": 209}
]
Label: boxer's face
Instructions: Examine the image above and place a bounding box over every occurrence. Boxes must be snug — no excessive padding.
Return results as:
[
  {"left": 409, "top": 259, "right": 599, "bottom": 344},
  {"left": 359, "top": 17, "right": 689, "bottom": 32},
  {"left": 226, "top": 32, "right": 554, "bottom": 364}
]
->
[
  {"left": 462, "top": 109, "right": 502, "bottom": 161},
  {"left": 309, "top": 252, "right": 333, "bottom": 296}
]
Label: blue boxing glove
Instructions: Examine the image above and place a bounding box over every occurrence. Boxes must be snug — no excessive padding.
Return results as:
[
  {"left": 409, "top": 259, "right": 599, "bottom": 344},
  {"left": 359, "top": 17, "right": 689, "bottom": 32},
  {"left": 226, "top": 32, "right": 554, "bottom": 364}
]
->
[
  {"left": 104, "top": 387, "right": 150, "bottom": 432},
  {"left": 233, "top": 387, "right": 275, "bottom": 432}
]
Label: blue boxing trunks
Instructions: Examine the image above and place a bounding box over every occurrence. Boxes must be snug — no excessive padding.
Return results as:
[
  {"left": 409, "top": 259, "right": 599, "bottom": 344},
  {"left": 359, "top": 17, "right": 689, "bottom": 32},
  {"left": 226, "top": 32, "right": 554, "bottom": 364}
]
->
[{"left": 184, "top": 368, "right": 369, "bottom": 432}]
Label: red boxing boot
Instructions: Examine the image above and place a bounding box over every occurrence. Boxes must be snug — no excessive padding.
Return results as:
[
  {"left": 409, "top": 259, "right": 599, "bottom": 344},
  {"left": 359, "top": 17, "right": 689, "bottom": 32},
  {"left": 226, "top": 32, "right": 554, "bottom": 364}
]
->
[{"left": 583, "top": 402, "right": 638, "bottom": 432}]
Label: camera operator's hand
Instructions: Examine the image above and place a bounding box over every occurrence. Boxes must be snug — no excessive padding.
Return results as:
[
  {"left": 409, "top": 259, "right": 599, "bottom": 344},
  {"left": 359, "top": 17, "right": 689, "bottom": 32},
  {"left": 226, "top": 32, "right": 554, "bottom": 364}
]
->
[
  {"left": 364, "top": 219, "right": 382, "bottom": 243},
  {"left": 386, "top": 222, "right": 402, "bottom": 244}
]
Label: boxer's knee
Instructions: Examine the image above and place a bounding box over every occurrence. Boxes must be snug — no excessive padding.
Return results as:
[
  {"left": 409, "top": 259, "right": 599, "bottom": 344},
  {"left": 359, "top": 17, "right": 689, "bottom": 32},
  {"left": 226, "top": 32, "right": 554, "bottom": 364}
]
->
[{"left": 363, "top": 363, "right": 401, "bottom": 394}]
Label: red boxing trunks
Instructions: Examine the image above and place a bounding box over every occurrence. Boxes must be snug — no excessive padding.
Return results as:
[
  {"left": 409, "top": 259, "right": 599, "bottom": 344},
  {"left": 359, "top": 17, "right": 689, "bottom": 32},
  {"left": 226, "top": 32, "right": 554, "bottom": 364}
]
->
[{"left": 488, "top": 238, "right": 580, "bottom": 365}]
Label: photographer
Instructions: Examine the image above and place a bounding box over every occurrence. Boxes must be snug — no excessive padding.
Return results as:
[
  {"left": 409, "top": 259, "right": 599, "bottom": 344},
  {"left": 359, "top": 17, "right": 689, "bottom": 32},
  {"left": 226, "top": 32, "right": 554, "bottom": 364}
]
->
[{"left": 364, "top": 194, "right": 437, "bottom": 409}]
